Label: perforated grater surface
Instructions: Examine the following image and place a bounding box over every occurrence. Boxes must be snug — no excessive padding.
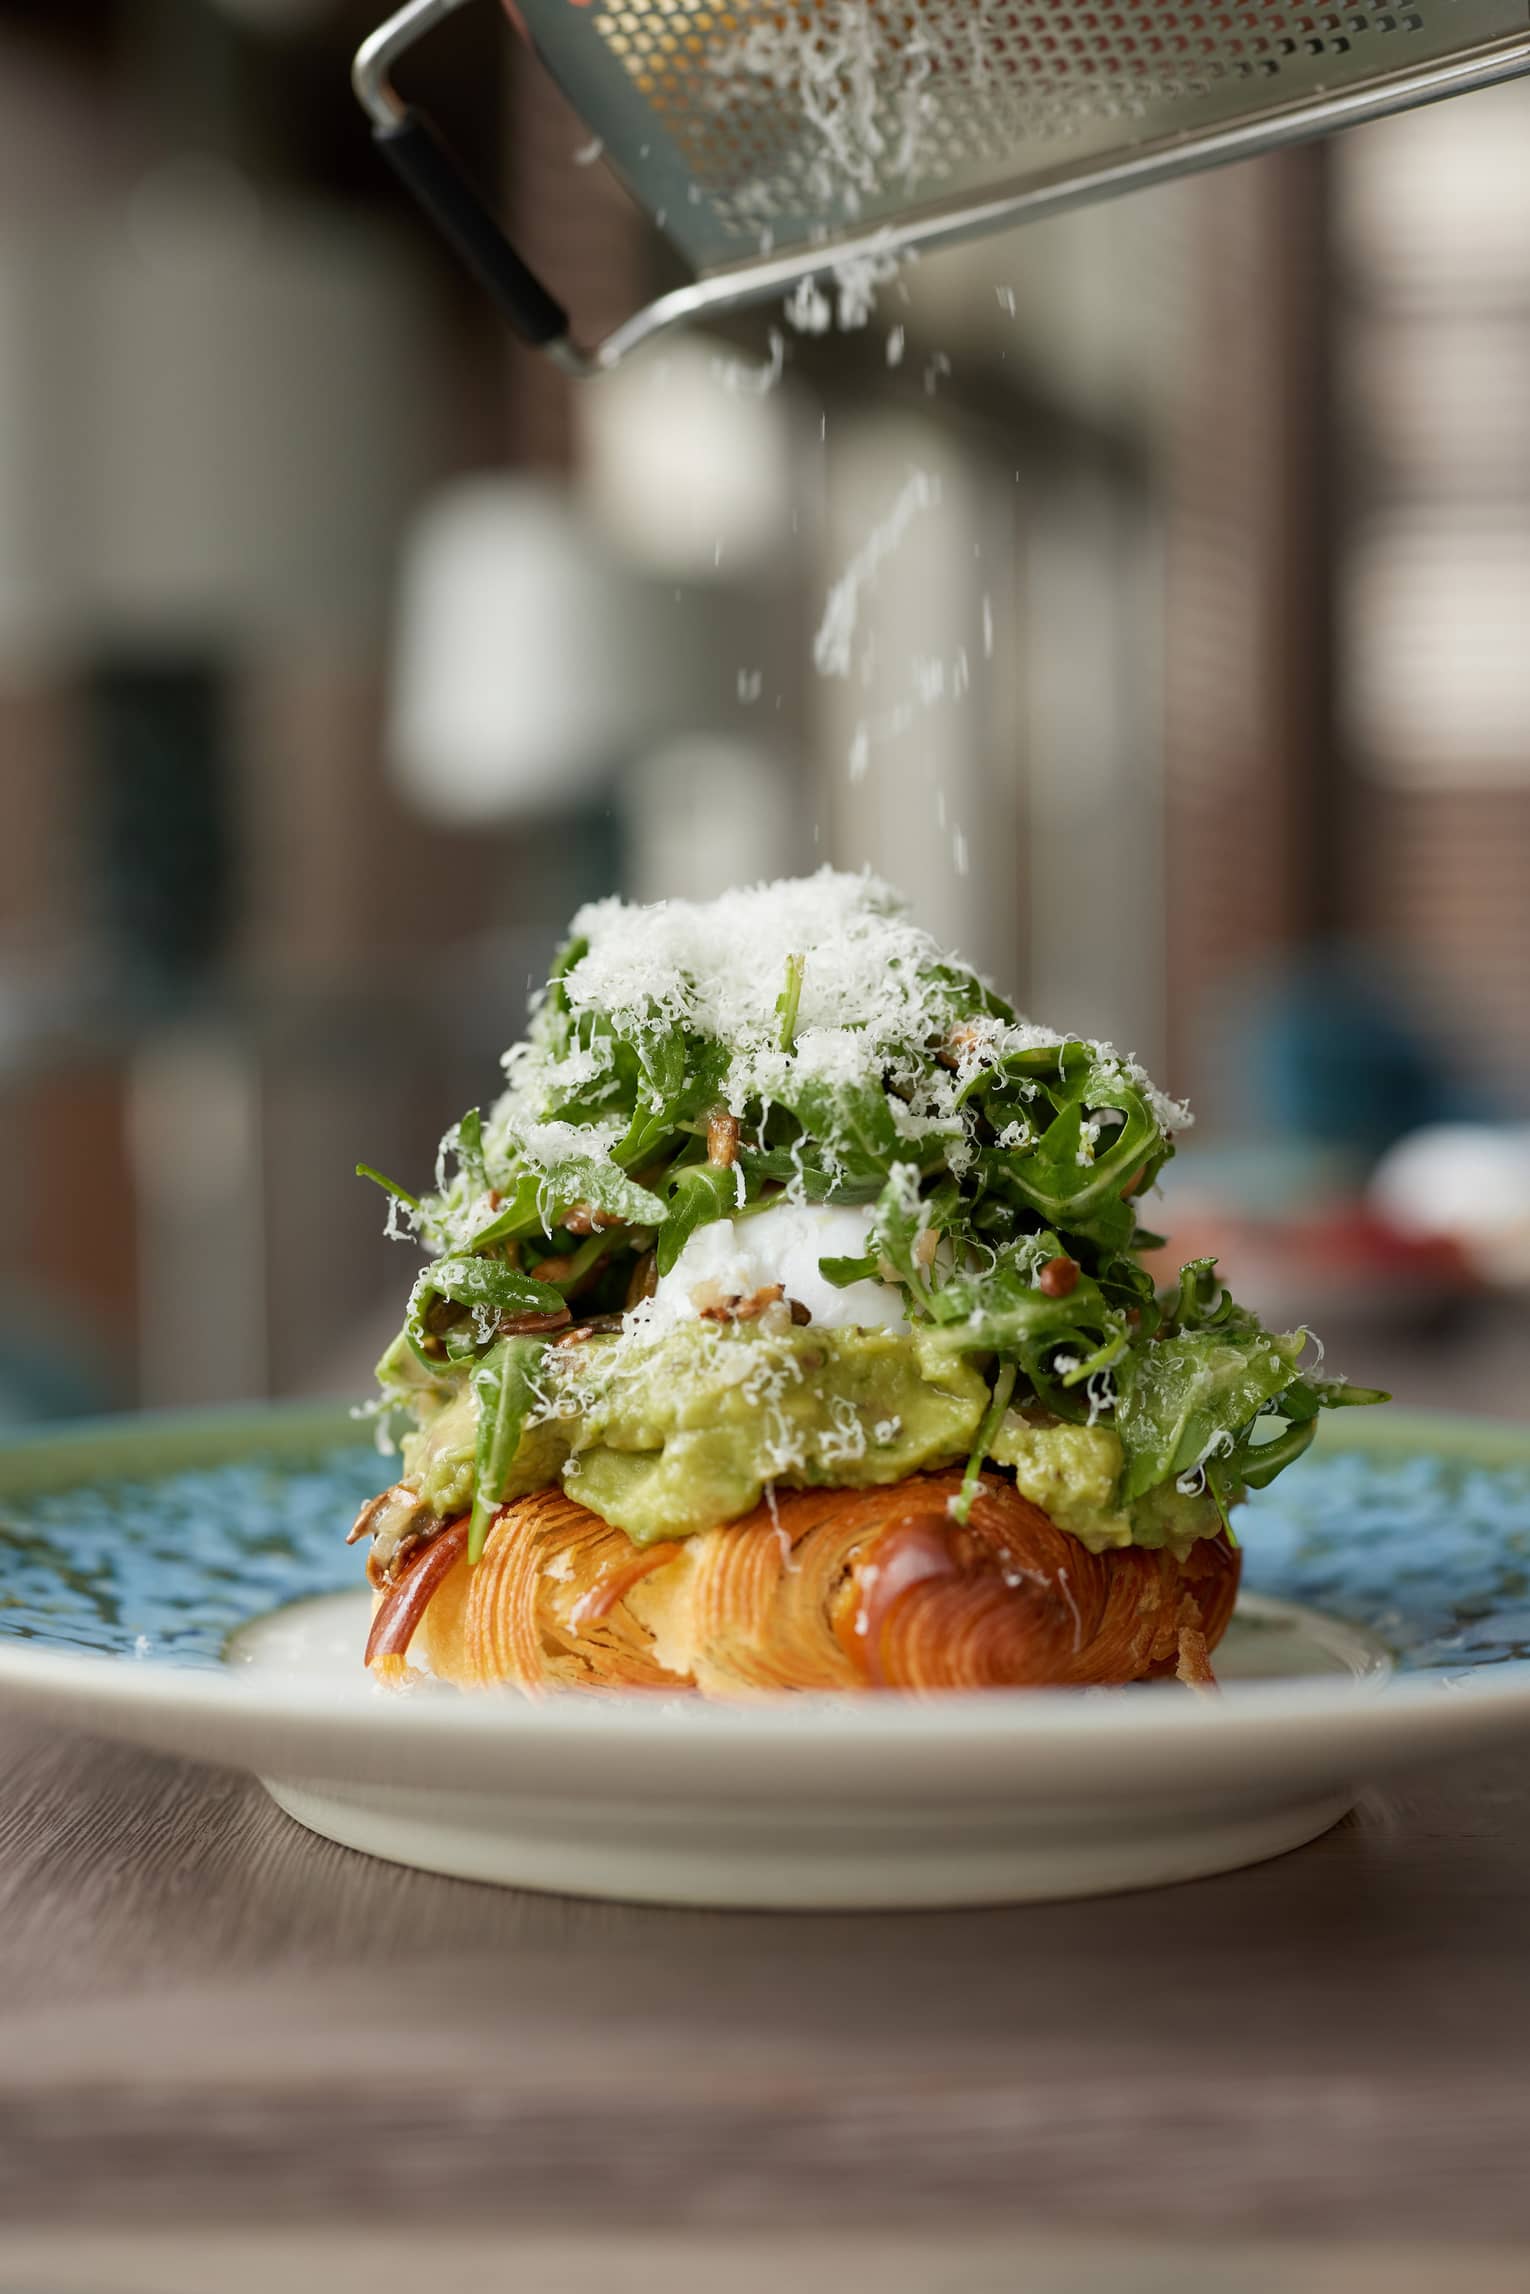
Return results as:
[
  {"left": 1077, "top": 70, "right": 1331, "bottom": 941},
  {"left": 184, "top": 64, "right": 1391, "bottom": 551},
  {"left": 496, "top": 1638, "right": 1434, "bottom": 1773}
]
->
[{"left": 355, "top": 0, "right": 1530, "bottom": 369}]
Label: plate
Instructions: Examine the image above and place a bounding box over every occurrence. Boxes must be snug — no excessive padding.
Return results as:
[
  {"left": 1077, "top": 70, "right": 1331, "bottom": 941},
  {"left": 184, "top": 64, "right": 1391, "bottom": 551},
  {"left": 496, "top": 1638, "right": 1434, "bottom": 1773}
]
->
[{"left": 1, "top": 1405, "right": 1528, "bottom": 1908}]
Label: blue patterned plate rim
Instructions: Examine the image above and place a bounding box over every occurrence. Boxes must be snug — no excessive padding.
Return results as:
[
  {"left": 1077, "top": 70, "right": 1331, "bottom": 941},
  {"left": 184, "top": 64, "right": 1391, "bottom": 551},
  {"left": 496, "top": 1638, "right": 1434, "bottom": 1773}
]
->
[{"left": 1, "top": 1402, "right": 1529, "bottom": 1753}]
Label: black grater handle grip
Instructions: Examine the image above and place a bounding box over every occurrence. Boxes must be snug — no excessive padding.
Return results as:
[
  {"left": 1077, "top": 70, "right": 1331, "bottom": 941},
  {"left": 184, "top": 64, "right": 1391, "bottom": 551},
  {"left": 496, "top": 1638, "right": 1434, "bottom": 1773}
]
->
[{"left": 375, "top": 107, "right": 570, "bottom": 349}]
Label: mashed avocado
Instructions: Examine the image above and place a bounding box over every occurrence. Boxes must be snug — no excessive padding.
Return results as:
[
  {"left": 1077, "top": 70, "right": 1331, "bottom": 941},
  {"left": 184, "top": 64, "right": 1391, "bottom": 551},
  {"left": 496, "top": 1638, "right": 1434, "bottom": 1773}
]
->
[
  {"left": 990, "top": 1411, "right": 1220, "bottom": 1557},
  {"left": 400, "top": 1380, "right": 569, "bottom": 1519},
  {"left": 554, "top": 1322, "right": 988, "bottom": 1546},
  {"left": 389, "top": 1321, "right": 1221, "bottom": 1556}
]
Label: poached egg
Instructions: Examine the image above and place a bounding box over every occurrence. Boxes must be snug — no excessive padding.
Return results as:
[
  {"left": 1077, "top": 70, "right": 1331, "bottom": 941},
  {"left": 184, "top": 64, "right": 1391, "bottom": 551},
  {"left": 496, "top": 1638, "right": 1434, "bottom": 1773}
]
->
[{"left": 637, "top": 1200, "right": 909, "bottom": 1337}]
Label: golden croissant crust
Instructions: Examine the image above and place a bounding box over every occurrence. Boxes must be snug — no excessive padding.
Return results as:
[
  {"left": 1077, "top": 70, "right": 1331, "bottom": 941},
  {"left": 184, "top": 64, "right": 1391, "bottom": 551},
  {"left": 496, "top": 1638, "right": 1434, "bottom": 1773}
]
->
[{"left": 365, "top": 1472, "right": 1240, "bottom": 1698}]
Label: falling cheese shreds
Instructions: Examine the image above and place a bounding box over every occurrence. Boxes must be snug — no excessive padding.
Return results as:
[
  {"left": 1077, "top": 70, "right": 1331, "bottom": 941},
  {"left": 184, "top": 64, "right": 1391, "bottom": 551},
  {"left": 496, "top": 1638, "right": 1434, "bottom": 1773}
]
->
[
  {"left": 712, "top": 327, "right": 785, "bottom": 397},
  {"left": 814, "top": 470, "right": 941, "bottom": 679},
  {"left": 784, "top": 276, "right": 833, "bottom": 333}
]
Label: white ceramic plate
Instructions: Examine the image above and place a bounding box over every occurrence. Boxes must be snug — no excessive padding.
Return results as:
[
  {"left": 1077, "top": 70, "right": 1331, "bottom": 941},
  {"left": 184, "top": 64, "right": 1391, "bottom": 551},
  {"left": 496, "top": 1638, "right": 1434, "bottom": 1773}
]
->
[{"left": 1, "top": 1405, "right": 1528, "bottom": 1907}]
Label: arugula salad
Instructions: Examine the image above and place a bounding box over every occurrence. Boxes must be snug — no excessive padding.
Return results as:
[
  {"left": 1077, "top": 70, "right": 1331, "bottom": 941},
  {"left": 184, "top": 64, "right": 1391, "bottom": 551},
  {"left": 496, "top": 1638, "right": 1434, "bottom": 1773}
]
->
[{"left": 359, "top": 871, "right": 1383, "bottom": 1579}]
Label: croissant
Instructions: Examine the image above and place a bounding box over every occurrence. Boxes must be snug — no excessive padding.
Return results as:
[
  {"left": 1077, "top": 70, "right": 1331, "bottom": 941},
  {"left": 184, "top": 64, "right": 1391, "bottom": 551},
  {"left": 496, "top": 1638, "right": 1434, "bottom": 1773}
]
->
[{"left": 365, "top": 1472, "right": 1240, "bottom": 1697}]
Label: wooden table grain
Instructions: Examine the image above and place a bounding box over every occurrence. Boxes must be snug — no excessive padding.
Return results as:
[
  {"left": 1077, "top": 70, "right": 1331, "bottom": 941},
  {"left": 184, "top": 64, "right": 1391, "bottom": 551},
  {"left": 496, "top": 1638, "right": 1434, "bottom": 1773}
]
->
[{"left": 2, "top": 1715, "right": 1530, "bottom": 2288}]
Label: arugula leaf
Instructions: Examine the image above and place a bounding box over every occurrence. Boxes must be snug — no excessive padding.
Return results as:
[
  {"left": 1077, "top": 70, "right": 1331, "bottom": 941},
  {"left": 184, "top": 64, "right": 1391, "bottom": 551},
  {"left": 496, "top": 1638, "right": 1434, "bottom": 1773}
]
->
[
  {"left": 406, "top": 1254, "right": 566, "bottom": 1368},
  {"left": 616, "top": 1034, "right": 728, "bottom": 1168},
  {"left": 657, "top": 1161, "right": 739, "bottom": 1276},
  {"left": 454, "top": 1109, "right": 486, "bottom": 1190},
  {"left": 356, "top": 1163, "right": 420, "bottom": 1212},
  {"left": 470, "top": 1156, "right": 666, "bottom": 1245},
  {"left": 1280, "top": 1373, "right": 1392, "bottom": 1420},
  {"left": 929, "top": 1257, "right": 1130, "bottom": 1411},
  {"left": 542, "top": 1156, "right": 667, "bottom": 1228},
  {"left": 819, "top": 1251, "right": 881, "bottom": 1288},
  {"left": 637, "top": 1023, "right": 688, "bottom": 1108},
  {"left": 955, "top": 1041, "right": 1173, "bottom": 1255},
  {"left": 776, "top": 953, "right": 806, "bottom": 1054},
  {"left": 737, "top": 1148, "right": 854, "bottom": 1202},
  {"left": 922, "top": 962, "right": 1014, "bottom": 1029},
  {"left": 539, "top": 932, "right": 589, "bottom": 1055},
  {"left": 467, "top": 1173, "right": 547, "bottom": 1250},
  {"left": 987, "top": 1093, "right": 1163, "bottom": 1239},
  {"left": 1229, "top": 1415, "right": 1320, "bottom": 1491},
  {"left": 863, "top": 1165, "right": 932, "bottom": 1295},
  {"left": 1114, "top": 1327, "right": 1308, "bottom": 1501},
  {"left": 468, "top": 1336, "right": 547, "bottom": 1562},
  {"left": 1163, "top": 1257, "right": 1232, "bottom": 1333},
  {"left": 771, "top": 1077, "right": 905, "bottom": 1190},
  {"left": 374, "top": 1322, "right": 452, "bottom": 1400},
  {"left": 951, "top": 1360, "right": 1017, "bottom": 1526}
]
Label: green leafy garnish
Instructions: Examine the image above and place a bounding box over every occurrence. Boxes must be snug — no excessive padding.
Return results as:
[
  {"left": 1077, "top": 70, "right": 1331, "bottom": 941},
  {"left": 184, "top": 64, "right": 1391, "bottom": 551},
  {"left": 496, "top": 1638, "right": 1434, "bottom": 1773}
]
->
[
  {"left": 1114, "top": 1327, "right": 1308, "bottom": 1502},
  {"left": 658, "top": 1161, "right": 739, "bottom": 1276},
  {"left": 468, "top": 1337, "right": 545, "bottom": 1562},
  {"left": 405, "top": 1255, "right": 566, "bottom": 1369},
  {"left": 356, "top": 1164, "right": 420, "bottom": 1211},
  {"left": 951, "top": 1360, "right": 1017, "bottom": 1527},
  {"left": 776, "top": 952, "right": 806, "bottom": 1054}
]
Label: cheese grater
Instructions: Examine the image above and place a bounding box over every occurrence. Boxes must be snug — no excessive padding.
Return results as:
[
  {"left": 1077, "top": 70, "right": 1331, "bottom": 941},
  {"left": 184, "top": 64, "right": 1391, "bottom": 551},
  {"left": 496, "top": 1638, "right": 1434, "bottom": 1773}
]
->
[{"left": 354, "top": 0, "right": 1530, "bottom": 373}]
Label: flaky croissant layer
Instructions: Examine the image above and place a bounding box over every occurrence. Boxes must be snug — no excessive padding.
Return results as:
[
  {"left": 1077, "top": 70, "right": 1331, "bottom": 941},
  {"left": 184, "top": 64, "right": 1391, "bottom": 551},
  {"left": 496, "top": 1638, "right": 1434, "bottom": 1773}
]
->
[{"left": 366, "top": 1472, "right": 1239, "bottom": 1698}]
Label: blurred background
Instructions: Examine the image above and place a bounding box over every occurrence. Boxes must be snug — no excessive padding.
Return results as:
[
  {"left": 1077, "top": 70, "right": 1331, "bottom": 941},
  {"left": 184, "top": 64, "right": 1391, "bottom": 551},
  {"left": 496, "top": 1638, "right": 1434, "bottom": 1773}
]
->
[{"left": 2, "top": 0, "right": 1528, "bottom": 1424}]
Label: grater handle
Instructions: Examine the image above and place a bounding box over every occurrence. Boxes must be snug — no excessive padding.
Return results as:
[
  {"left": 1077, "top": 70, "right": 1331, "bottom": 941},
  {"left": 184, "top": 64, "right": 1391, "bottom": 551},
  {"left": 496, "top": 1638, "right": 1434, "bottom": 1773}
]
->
[
  {"left": 376, "top": 108, "right": 570, "bottom": 347},
  {"left": 354, "top": 0, "right": 594, "bottom": 372}
]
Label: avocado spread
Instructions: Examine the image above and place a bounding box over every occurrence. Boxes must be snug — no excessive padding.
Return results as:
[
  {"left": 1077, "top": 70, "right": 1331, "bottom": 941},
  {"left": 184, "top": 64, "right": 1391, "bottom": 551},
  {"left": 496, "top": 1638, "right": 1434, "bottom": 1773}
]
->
[
  {"left": 555, "top": 1322, "right": 985, "bottom": 1545},
  {"left": 392, "top": 1322, "right": 1220, "bottom": 1556},
  {"left": 400, "top": 1379, "right": 569, "bottom": 1520},
  {"left": 989, "top": 1412, "right": 1219, "bottom": 1558}
]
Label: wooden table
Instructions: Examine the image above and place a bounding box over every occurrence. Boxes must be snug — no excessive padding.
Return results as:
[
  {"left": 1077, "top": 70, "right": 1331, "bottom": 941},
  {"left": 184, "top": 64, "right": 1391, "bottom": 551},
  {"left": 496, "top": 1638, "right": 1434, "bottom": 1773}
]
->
[{"left": 2, "top": 1714, "right": 1529, "bottom": 2292}]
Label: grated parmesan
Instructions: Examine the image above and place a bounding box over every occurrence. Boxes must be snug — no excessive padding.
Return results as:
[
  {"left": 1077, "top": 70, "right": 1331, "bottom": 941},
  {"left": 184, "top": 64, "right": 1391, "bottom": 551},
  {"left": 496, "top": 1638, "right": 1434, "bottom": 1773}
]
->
[
  {"left": 477, "top": 870, "right": 1190, "bottom": 1212},
  {"left": 814, "top": 471, "right": 942, "bottom": 680}
]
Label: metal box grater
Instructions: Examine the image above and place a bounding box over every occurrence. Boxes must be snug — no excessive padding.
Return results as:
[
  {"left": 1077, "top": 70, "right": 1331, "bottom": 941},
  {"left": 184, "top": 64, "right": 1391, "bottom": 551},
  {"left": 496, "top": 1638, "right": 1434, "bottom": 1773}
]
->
[{"left": 355, "top": 0, "right": 1530, "bottom": 370}]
